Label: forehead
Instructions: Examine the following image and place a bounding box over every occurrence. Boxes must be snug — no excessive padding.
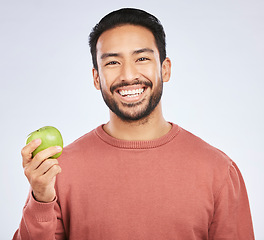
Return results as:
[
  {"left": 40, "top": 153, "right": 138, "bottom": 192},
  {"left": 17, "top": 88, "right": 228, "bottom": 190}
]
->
[{"left": 96, "top": 24, "right": 158, "bottom": 54}]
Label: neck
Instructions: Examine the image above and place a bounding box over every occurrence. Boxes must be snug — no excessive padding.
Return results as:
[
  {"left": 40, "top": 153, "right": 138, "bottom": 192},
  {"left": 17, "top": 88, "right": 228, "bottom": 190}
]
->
[{"left": 103, "top": 103, "right": 172, "bottom": 141}]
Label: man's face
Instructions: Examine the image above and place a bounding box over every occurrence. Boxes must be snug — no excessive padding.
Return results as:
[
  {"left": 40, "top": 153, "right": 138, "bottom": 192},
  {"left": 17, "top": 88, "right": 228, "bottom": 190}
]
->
[{"left": 93, "top": 24, "right": 170, "bottom": 121}]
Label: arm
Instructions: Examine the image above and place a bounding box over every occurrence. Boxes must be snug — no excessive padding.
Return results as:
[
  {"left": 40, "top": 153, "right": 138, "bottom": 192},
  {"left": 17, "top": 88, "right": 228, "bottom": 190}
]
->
[
  {"left": 13, "top": 139, "right": 66, "bottom": 239},
  {"left": 209, "top": 161, "right": 255, "bottom": 239},
  {"left": 13, "top": 191, "right": 66, "bottom": 240}
]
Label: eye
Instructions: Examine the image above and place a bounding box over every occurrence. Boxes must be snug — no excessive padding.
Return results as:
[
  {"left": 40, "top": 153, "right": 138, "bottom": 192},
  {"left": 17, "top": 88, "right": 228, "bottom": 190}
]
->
[
  {"left": 105, "top": 61, "right": 119, "bottom": 66},
  {"left": 137, "top": 57, "right": 150, "bottom": 62}
]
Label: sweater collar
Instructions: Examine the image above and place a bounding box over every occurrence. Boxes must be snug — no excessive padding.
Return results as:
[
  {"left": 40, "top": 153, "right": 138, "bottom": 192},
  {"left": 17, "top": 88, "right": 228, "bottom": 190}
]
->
[{"left": 95, "top": 122, "right": 180, "bottom": 149}]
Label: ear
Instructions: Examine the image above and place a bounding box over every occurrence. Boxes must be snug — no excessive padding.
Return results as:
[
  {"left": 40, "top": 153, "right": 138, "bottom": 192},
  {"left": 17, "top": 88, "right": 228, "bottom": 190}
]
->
[
  {"left": 161, "top": 57, "right": 171, "bottom": 83},
  {"left": 92, "top": 68, "right": 101, "bottom": 90}
]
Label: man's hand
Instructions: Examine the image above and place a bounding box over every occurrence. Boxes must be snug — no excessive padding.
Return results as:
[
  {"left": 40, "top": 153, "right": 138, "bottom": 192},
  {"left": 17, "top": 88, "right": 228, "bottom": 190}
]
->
[{"left": 21, "top": 138, "right": 62, "bottom": 203}]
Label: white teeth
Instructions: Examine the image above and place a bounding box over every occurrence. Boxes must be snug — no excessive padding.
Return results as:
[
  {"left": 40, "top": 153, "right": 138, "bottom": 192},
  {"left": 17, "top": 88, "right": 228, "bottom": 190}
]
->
[
  {"left": 127, "top": 93, "right": 139, "bottom": 97},
  {"left": 119, "top": 88, "right": 144, "bottom": 96}
]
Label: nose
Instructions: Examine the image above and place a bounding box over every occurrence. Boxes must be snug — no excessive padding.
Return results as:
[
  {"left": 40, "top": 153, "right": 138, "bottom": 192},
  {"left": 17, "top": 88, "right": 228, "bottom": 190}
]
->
[{"left": 119, "top": 61, "right": 140, "bottom": 82}]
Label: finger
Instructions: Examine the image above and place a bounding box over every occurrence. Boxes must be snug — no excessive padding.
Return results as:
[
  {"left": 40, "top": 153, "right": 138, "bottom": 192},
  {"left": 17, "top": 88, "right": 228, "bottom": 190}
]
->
[
  {"left": 22, "top": 138, "right": 42, "bottom": 167},
  {"left": 29, "top": 146, "right": 62, "bottom": 171},
  {"left": 42, "top": 164, "right": 62, "bottom": 182},
  {"left": 33, "top": 158, "right": 59, "bottom": 176}
]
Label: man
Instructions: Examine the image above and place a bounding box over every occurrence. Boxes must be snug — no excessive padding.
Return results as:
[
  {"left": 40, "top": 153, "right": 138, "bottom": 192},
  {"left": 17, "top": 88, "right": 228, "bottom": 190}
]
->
[{"left": 13, "top": 8, "right": 255, "bottom": 239}]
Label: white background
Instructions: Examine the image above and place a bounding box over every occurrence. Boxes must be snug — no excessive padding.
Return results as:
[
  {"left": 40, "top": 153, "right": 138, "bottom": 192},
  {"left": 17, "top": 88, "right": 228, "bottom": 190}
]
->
[{"left": 1, "top": 0, "right": 263, "bottom": 239}]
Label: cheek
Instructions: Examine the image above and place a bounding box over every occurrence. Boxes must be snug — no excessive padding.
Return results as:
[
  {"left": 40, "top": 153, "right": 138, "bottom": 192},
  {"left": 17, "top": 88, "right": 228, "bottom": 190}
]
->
[
  {"left": 98, "top": 70, "right": 110, "bottom": 90},
  {"left": 139, "top": 64, "right": 161, "bottom": 82},
  {"left": 99, "top": 68, "right": 120, "bottom": 89}
]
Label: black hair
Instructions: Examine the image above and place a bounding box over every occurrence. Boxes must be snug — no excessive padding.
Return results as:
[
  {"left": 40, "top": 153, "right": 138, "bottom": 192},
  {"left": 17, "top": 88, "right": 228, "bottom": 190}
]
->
[{"left": 88, "top": 8, "right": 166, "bottom": 70}]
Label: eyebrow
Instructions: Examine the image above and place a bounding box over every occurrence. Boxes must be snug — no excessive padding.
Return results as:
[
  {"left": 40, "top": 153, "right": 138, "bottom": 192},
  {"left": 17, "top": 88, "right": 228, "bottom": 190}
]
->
[
  {"left": 100, "top": 48, "right": 154, "bottom": 60},
  {"left": 100, "top": 52, "right": 120, "bottom": 59},
  {"left": 133, "top": 48, "right": 154, "bottom": 55}
]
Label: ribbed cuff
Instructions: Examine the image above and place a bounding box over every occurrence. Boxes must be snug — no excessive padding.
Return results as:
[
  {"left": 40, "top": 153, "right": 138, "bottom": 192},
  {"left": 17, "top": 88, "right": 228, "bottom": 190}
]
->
[{"left": 25, "top": 191, "right": 57, "bottom": 222}]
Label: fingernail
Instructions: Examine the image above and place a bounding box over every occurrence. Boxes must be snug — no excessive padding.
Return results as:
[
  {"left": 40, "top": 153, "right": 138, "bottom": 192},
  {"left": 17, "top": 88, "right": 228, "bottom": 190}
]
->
[
  {"left": 56, "top": 146, "right": 62, "bottom": 151},
  {"left": 34, "top": 138, "right": 41, "bottom": 144}
]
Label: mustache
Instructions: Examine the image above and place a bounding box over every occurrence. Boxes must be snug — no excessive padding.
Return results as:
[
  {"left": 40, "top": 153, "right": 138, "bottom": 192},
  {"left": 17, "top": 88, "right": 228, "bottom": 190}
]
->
[{"left": 110, "top": 79, "right": 152, "bottom": 93}]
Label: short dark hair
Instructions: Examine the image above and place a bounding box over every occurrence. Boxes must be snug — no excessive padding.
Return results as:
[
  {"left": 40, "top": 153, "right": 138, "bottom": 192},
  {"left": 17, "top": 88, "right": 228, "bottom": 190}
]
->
[{"left": 89, "top": 8, "right": 166, "bottom": 70}]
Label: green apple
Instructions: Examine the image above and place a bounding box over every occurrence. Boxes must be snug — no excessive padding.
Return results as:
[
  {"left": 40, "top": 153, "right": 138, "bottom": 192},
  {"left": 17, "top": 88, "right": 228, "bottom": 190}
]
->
[{"left": 26, "top": 126, "right": 63, "bottom": 159}]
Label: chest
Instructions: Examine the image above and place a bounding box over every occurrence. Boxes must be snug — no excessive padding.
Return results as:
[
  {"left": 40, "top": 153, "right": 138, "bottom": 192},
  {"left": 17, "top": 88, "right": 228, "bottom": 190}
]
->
[{"left": 57, "top": 155, "right": 214, "bottom": 239}]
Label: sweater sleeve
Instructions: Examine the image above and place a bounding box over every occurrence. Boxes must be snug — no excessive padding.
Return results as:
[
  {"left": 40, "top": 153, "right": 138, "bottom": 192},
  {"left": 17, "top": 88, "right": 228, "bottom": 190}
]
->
[
  {"left": 13, "top": 191, "right": 66, "bottom": 240},
  {"left": 208, "top": 161, "right": 255, "bottom": 239}
]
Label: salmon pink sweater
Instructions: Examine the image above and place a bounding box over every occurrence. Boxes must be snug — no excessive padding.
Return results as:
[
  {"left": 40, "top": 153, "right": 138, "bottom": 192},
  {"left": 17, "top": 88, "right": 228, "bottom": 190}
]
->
[{"left": 13, "top": 123, "right": 255, "bottom": 239}]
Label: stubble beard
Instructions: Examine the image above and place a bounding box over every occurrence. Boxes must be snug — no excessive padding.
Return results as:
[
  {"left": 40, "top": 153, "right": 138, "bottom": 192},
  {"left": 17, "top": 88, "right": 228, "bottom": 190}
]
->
[{"left": 99, "top": 78, "right": 163, "bottom": 123}]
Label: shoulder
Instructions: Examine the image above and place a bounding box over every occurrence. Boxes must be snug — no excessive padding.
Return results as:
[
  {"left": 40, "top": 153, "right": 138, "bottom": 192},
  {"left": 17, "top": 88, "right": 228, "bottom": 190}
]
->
[
  {"left": 176, "top": 126, "right": 242, "bottom": 195},
  {"left": 58, "top": 125, "right": 104, "bottom": 162},
  {"left": 178, "top": 126, "right": 232, "bottom": 165},
  {"left": 174, "top": 126, "right": 234, "bottom": 184}
]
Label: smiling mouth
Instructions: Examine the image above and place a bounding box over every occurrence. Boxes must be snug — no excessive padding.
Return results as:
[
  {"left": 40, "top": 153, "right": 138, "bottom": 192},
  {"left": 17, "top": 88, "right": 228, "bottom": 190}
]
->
[{"left": 118, "top": 87, "right": 145, "bottom": 97}]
